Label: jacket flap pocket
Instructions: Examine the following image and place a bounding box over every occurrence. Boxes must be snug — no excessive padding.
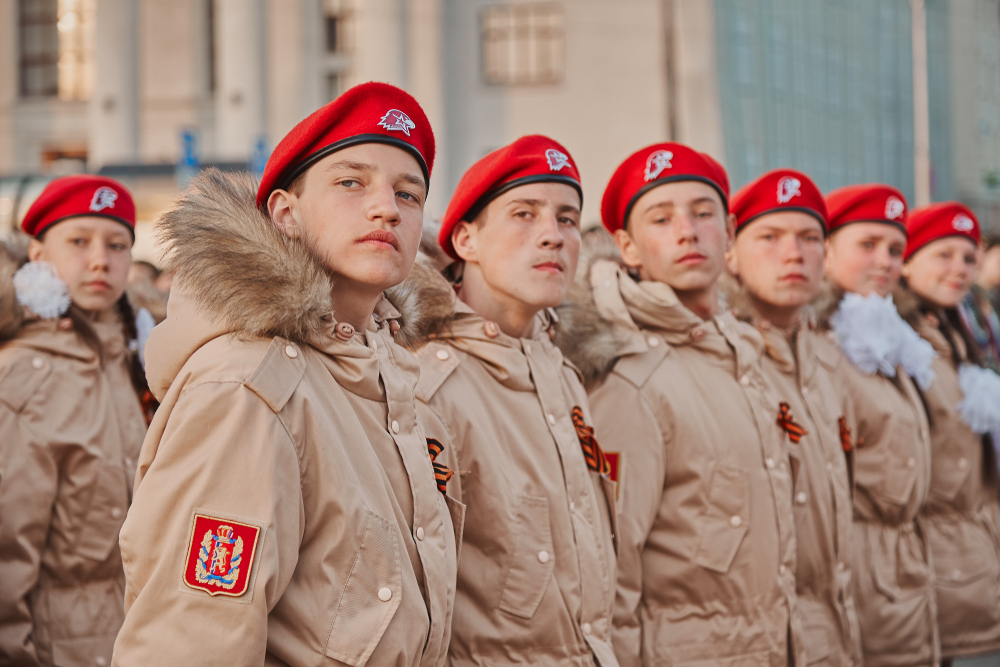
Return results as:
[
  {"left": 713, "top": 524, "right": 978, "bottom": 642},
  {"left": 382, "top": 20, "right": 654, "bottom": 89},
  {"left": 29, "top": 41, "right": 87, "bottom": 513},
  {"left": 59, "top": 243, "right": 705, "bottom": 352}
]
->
[
  {"left": 52, "top": 633, "right": 116, "bottom": 667},
  {"left": 930, "top": 516, "right": 997, "bottom": 587},
  {"left": 498, "top": 494, "right": 553, "bottom": 619},
  {"left": 326, "top": 510, "right": 403, "bottom": 667},
  {"left": 445, "top": 494, "right": 466, "bottom": 565},
  {"left": 693, "top": 464, "right": 749, "bottom": 574},
  {"left": 75, "top": 463, "right": 130, "bottom": 562}
]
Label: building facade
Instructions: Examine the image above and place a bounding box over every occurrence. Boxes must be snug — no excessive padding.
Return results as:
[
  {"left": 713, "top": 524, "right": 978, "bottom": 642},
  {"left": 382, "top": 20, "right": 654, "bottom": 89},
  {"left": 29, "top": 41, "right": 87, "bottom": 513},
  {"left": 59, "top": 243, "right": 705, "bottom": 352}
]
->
[{"left": 0, "top": 0, "right": 997, "bottom": 259}]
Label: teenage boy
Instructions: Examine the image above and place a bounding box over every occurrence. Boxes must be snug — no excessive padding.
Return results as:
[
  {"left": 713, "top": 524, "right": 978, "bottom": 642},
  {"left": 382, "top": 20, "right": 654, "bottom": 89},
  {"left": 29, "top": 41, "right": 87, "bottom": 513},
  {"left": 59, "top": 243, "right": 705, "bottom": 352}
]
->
[
  {"left": 402, "top": 135, "right": 619, "bottom": 666},
  {"left": 727, "top": 169, "right": 862, "bottom": 666},
  {"left": 112, "top": 83, "right": 460, "bottom": 666},
  {"left": 556, "top": 143, "right": 803, "bottom": 666}
]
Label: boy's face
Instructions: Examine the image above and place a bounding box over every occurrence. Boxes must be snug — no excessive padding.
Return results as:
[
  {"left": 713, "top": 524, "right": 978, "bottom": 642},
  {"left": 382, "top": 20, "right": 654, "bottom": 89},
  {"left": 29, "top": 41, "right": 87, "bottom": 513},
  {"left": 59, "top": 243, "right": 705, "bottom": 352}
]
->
[
  {"left": 825, "top": 222, "right": 907, "bottom": 297},
  {"left": 728, "top": 210, "right": 826, "bottom": 312},
  {"left": 268, "top": 142, "right": 427, "bottom": 295},
  {"left": 615, "top": 180, "right": 734, "bottom": 291},
  {"left": 452, "top": 181, "right": 582, "bottom": 312}
]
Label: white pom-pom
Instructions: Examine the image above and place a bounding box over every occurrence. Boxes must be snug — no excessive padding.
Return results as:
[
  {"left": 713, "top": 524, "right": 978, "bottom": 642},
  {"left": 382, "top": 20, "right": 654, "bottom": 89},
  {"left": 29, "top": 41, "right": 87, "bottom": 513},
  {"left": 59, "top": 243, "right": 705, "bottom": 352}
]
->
[
  {"left": 831, "top": 292, "right": 935, "bottom": 389},
  {"left": 135, "top": 307, "right": 156, "bottom": 369},
  {"left": 13, "top": 261, "right": 71, "bottom": 319},
  {"left": 957, "top": 364, "right": 1000, "bottom": 434}
]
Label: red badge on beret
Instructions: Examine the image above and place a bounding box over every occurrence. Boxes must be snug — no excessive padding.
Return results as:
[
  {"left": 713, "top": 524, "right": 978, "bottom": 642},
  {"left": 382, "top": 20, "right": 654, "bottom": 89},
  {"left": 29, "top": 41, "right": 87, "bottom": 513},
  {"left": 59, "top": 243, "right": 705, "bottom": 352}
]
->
[
  {"left": 905, "top": 202, "right": 980, "bottom": 260},
  {"left": 825, "top": 183, "right": 908, "bottom": 235},
  {"left": 21, "top": 175, "right": 135, "bottom": 238},
  {"left": 256, "top": 81, "right": 435, "bottom": 207},
  {"left": 439, "top": 135, "right": 582, "bottom": 260},
  {"left": 600, "top": 142, "right": 730, "bottom": 234},
  {"left": 731, "top": 169, "right": 827, "bottom": 234}
]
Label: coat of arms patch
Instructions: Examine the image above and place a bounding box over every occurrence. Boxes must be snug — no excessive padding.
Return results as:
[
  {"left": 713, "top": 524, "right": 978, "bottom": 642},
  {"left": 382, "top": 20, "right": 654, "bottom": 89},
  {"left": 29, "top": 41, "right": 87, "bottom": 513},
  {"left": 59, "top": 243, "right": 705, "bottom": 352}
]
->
[{"left": 183, "top": 514, "right": 261, "bottom": 597}]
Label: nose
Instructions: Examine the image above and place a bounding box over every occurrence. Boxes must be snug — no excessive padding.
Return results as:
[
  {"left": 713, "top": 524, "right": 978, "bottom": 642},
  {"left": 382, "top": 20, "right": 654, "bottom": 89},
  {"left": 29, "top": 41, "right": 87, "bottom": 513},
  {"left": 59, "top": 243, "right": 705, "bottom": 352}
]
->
[
  {"left": 784, "top": 236, "right": 805, "bottom": 263},
  {"left": 366, "top": 182, "right": 401, "bottom": 226},
  {"left": 88, "top": 241, "right": 111, "bottom": 272},
  {"left": 675, "top": 213, "right": 698, "bottom": 243},
  {"left": 537, "top": 210, "right": 565, "bottom": 250}
]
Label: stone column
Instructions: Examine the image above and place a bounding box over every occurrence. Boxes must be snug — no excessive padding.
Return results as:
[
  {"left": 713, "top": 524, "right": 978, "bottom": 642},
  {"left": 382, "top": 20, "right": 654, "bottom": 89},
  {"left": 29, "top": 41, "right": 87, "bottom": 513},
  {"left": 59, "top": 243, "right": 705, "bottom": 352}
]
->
[
  {"left": 89, "top": 0, "right": 139, "bottom": 168},
  {"left": 216, "top": 0, "right": 266, "bottom": 162}
]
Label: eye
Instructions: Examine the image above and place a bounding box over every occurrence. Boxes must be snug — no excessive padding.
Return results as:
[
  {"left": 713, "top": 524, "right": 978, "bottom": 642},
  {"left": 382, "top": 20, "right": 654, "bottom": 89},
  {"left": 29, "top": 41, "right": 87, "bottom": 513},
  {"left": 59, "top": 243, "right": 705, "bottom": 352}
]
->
[
  {"left": 396, "top": 190, "right": 417, "bottom": 202},
  {"left": 71, "top": 237, "right": 87, "bottom": 247},
  {"left": 338, "top": 179, "right": 359, "bottom": 189},
  {"left": 964, "top": 254, "right": 977, "bottom": 265},
  {"left": 889, "top": 246, "right": 902, "bottom": 258},
  {"left": 514, "top": 210, "right": 532, "bottom": 219},
  {"left": 861, "top": 241, "right": 875, "bottom": 250},
  {"left": 695, "top": 210, "right": 713, "bottom": 219},
  {"left": 110, "top": 243, "right": 128, "bottom": 252},
  {"left": 761, "top": 233, "right": 776, "bottom": 241},
  {"left": 558, "top": 215, "right": 579, "bottom": 227}
]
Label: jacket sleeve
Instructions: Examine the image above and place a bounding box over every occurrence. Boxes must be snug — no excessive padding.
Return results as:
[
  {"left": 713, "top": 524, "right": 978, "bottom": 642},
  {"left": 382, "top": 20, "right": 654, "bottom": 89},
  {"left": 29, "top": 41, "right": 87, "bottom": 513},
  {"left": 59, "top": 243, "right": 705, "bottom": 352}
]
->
[
  {"left": 111, "top": 380, "right": 303, "bottom": 667},
  {"left": 0, "top": 405, "right": 56, "bottom": 666},
  {"left": 587, "top": 374, "right": 668, "bottom": 667}
]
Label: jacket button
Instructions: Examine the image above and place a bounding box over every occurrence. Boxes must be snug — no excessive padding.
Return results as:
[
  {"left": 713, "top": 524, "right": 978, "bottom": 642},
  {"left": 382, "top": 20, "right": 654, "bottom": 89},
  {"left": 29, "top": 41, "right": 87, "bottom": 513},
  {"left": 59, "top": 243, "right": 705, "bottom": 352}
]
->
[
  {"left": 284, "top": 345, "right": 298, "bottom": 358},
  {"left": 416, "top": 527, "right": 424, "bottom": 541},
  {"left": 32, "top": 357, "right": 44, "bottom": 370},
  {"left": 837, "top": 561, "right": 846, "bottom": 571},
  {"left": 378, "top": 587, "right": 392, "bottom": 601},
  {"left": 603, "top": 280, "right": 612, "bottom": 288},
  {"left": 111, "top": 507, "right": 122, "bottom": 519},
  {"left": 690, "top": 327, "right": 706, "bottom": 341},
  {"left": 436, "top": 349, "right": 450, "bottom": 361},
  {"left": 391, "top": 420, "right": 400, "bottom": 434},
  {"left": 371, "top": 338, "right": 378, "bottom": 352},
  {"left": 729, "top": 515, "right": 742, "bottom": 528},
  {"left": 484, "top": 321, "right": 500, "bottom": 338},
  {"left": 795, "top": 492, "right": 807, "bottom": 505},
  {"left": 569, "top": 501, "right": 575, "bottom": 511},
  {"left": 906, "top": 457, "right": 916, "bottom": 470},
  {"left": 765, "top": 458, "right": 775, "bottom": 469},
  {"left": 958, "top": 457, "right": 969, "bottom": 470},
  {"left": 95, "top": 657, "right": 107, "bottom": 667},
  {"left": 335, "top": 322, "right": 355, "bottom": 340},
  {"left": 826, "top": 461, "right": 833, "bottom": 471},
  {"left": 582, "top": 622, "right": 592, "bottom": 635},
  {"left": 740, "top": 374, "right": 751, "bottom": 387},
  {"left": 537, "top": 550, "right": 550, "bottom": 564},
  {"left": 952, "top": 568, "right": 962, "bottom": 580},
  {"left": 779, "top": 564, "right": 787, "bottom": 575},
  {"left": 524, "top": 343, "right": 532, "bottom": 355},
  {"left": 547, "top": 414, "right": 556, "bottom": 426},
  {"left": 647, "top": 336, "right": 660, "bottom": 347}
]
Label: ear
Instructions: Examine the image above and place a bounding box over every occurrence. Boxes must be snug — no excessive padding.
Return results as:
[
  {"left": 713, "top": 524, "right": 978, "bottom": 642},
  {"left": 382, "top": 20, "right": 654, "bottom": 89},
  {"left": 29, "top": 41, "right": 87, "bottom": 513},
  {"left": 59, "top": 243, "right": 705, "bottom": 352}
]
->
[
  {"left": 900, "top": 260, "right": 913, "bottom": 280},
  {"left": 452, "top": 221, "right": 479, "bottom": 263},
  {"left": 268, "top": 189, "right": 302, "bottom": 240},
  {"left": 27, "top": 238, "right": 43, "bottom": 262},
  {"left": 725, "top": 213, "right": 737, "bottom": 252},
  {"left": 725, "top": 241, "right": 739, "bottom": 277},
  {"left": 614, "top": 228, "right": 643, "bottom": 269}
]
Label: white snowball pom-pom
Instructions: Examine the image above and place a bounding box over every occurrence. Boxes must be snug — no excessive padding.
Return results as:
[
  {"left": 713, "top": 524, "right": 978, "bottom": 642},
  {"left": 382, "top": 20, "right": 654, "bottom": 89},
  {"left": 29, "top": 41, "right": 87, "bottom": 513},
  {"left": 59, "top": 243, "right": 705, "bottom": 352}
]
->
[
  {"left": 831, "top": 292, "right": 936, "bottom": 389},
  {"left": 957, "top": 363, "right": 1000, "bottom": 434},
  {"left": 13, "top": 261, "right": 71, "bottom": 319}
]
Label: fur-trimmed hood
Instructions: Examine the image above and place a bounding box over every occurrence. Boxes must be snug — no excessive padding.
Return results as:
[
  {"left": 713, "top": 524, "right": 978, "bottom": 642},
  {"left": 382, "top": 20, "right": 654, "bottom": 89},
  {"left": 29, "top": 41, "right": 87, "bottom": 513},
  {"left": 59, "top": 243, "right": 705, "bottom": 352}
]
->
[{"left": 0, "top": 242, "right": 25, "bottom": 342}]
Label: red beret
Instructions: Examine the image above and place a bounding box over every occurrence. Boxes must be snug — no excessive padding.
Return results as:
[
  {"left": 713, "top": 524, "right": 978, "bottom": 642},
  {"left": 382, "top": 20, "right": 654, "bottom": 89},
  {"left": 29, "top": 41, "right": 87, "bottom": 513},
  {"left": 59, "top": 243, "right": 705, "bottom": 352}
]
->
[
  {"left": 600, "top": 142, "right": 730, "bottom": 234},
  {"left": 21, "top": 175, "right": 135, "bottom": 238},
  {"left": 256, "top": 81, "right": 435, "bottom": 207},
  {"left": 825, "top": 183, "right": 908, "bottom": 234},
  {"left": 731, "top": 168, "right": 827, "bottom": 234},
  {"left": 905, "top": 202, "right": 980, "bottom": 261},
  {"left": 439, "top": 135, "right": 582, "bottom": 261}
]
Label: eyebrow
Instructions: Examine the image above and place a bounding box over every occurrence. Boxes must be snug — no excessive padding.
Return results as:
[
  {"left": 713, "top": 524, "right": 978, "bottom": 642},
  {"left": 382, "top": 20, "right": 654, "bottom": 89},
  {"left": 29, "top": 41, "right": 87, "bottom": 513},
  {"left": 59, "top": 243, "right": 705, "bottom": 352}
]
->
[
  {"left": 689, "top": 197, "right": 718, "bottom": 207},
  {"left": 326, "top": 159, "right": 427, "bottom": 193}
]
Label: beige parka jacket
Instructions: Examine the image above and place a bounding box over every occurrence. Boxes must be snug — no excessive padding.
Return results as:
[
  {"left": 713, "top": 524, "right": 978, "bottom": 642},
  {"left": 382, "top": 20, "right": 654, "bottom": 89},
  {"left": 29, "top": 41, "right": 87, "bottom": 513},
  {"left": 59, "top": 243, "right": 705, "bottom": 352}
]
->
[
  {"left": 110, "top": 170, "right": 461, "bottom": 667},
  {"left": 724, "top": 282, "right": 862, "bottom": 667},
  {"left": 0, "top": 253, "right": 147, "bottom": 667},
  {"left": 557, "top": 257, "right": 804, "bottom": 667},
  {"left": 819, "top": 291, "right": 938, "bottom": 667},
  {"left": 389, "top": 257, "right": 619, "bottom": 667},
  {"left": 910, "top": 311, "right": 1000, "bottom": 659}
]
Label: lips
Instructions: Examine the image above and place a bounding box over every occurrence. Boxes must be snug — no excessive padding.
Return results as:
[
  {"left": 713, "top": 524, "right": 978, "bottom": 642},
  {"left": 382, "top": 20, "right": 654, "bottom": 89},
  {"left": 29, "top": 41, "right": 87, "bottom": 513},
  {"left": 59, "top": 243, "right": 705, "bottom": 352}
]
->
[
  {"left": 533, "top": 261, "right": 564, "bottom": 273},
  {"left": 780, "top": 273, "right": 808, "bottom": 283},
  {"left": 84, "top": 280, "right": 111, "bottom": 291},
  {"left": 676, "top": 252, "right": 707, "bottom": 265},
  {"left": 357, "top": 230, "right": 399, "bottom": 250}
]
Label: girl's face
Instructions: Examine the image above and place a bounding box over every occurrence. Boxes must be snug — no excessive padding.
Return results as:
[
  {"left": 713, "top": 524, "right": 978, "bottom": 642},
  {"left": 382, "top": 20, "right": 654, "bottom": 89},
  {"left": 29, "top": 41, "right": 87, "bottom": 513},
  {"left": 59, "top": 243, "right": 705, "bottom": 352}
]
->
[
  {"left": 902, "top": 236, "right": 979, "bottom": 308},
  {"left": 28, "top": 216, "right": 133, "bottom": 314},
  {"left": 825, "top": 222, "right": 907, "bottom": 297}
]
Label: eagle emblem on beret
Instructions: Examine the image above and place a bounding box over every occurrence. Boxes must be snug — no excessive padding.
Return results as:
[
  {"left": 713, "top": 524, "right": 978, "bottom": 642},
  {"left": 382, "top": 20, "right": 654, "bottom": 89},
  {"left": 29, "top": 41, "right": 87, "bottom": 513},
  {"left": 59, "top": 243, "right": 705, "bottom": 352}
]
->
[
  {"left": 644, "top": 150, "right": 673, "bottom": 182},
  {"left": 545, "top": 148, "right": 570, "bottom": 171},
  {"left": 378, "top": 109, "right": 416, "bottom": 136},
  {"left": 89, "top": 186, "right": 118, "bottom": 212},
  {"left": 885, "top": 196, "right": 905, "bottom": 220},
  {"left": 953, "top": 214, "right": 974, "bottom": 232},
  {"left": 776, "top": 177, "right": 801, "bottom": 204}
]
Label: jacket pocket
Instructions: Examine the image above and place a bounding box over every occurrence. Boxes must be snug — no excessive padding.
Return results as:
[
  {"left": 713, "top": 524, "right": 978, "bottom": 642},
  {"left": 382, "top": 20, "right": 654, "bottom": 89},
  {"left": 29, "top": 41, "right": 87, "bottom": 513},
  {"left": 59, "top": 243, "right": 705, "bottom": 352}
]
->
[
  {"left": 75, "top": 463, "right": 130, "bottom": 562},
  {"left": 445, "top": 494, "right": 466, "bottom": 565},
  {"left": 51, "top": 634, "right": 116, "bottom": 667},
  {"left": 693, "top": 464, "right": 749, "bottom": 574},
  {"left": 325, "top": 510, "right": 403, "bottom": 667},
  {"left": 498, "top": 494, "right": 554, "bottom": 619}
]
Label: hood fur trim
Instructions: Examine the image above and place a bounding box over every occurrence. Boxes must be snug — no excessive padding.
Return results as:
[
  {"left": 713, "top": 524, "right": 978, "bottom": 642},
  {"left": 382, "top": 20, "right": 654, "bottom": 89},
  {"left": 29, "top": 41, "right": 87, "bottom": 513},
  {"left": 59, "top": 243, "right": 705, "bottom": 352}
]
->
[
  {"left": 0, "top": 243, "right": 25, "bottom": 342},
  {"left": 554, "top": 231, "right": 632, "bottom": 387},
  {"left": 157, "top": 168, "right": 334, "bottom": 343},
  {"left": 384, "top": 226, "right": 458, "bottom": 350}
]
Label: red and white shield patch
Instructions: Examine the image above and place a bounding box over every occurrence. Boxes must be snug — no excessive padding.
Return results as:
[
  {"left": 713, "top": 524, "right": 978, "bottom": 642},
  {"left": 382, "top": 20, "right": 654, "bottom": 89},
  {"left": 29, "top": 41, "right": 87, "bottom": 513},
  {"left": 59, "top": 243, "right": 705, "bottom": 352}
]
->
[{"left": 183, "top": 514, "right": 260, "bottom": 597}]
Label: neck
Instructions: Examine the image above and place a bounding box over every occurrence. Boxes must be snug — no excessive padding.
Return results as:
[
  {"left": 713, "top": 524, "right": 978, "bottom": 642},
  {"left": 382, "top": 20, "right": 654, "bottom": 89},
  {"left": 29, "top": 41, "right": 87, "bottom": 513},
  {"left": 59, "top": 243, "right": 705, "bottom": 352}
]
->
[
  {"left": 749, "top": 294, "right": 802, "bottom": 331},
  {"left": 673, "top": 284, "right": 719, "bottom": 321},
  {"left": 457, "top": 266, "right": 541, "bottom": 339},
  {"left": 330, "top": 279, "right": 382, "bottom": 333}
]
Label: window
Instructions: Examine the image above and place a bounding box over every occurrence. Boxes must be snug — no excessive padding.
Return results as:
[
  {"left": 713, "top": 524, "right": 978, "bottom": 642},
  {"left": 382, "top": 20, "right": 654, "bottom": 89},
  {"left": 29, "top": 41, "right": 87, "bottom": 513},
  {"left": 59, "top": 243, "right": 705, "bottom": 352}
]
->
[
  {"left": 18, "top": 0, "right": 93, "bottom": 100},
  {"left": 326, "top": 72, "right": 341, "bottom": 102},
  {"left": 482, "top": 3, "right": 564, "bottom": 86},
  {"left": 322, "top": 0, "right": 352, "bottom": 101}
]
